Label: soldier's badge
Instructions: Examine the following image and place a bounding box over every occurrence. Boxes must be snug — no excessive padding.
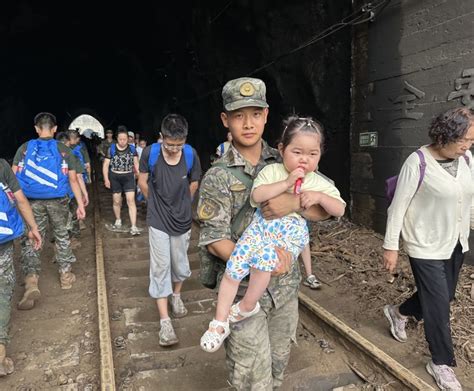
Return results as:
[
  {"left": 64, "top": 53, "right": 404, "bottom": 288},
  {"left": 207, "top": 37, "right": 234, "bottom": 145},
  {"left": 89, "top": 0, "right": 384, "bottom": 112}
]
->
[
  {"left": 240, "top": 82, "right": 255, "bottom": 97},
  {"left": 198, "top": 199, "right": 219, "bottom": 220}
]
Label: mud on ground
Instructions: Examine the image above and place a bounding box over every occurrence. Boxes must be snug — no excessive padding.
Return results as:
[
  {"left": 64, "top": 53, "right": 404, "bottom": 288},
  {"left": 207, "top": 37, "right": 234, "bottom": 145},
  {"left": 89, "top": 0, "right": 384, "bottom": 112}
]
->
[{"left": 307, "top": 218, "right": 474, "bottom": 379}]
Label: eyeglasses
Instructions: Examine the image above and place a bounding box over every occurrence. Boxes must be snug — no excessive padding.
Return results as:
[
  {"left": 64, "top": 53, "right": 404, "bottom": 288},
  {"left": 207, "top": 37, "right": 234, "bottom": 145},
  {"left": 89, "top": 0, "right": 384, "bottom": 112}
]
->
[{"left": 162, "top": 142, "right": 185, "bottom": 151}]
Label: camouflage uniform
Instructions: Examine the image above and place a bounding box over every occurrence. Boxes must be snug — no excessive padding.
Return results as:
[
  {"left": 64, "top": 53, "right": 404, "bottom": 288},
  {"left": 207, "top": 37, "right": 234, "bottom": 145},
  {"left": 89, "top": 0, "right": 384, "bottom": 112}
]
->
[
  {"left": 0, "top": 242, "right": 14, "bottom": 345},
  {"left": 198, "top": 142, "right": 301, "bottom": 390},
  {"left": 0, "top": 158, "right": 22, "bottom": 345},
  {"left": 67, "top": 150, "right": 85, "bottom": 238},
  {"left": 13, "top": 138, "right": 79, "bottom": 276}
]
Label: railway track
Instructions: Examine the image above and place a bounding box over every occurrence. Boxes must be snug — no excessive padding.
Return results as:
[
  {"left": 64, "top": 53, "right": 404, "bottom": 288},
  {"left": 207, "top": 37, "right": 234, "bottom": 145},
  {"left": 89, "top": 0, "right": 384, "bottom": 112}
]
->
[{"left": 95, "top": 183, "right": 436, "bottom": 391}]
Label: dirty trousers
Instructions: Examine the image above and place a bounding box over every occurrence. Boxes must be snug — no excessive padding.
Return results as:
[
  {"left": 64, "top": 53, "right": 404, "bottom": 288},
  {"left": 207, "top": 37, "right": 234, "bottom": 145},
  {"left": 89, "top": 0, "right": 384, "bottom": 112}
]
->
[
  {"left": 21, "top": 198, "right": 76, "bottom": 276},
  {"left": 225, "top": 293, "right": 299, "bottom": 390},
  {"left": 0, "top": 242, "right": 15, "bottom": 345}
]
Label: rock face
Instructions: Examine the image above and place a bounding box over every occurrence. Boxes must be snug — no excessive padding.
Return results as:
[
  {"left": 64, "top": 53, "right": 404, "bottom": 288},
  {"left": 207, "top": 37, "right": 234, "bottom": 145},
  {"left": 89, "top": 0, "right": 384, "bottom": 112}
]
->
[
  {"left": 1, "top": 1, "right": 351, "bottom": 197},
  {"left": 351, "top": 0, "right": 474, "bottom": 232}
]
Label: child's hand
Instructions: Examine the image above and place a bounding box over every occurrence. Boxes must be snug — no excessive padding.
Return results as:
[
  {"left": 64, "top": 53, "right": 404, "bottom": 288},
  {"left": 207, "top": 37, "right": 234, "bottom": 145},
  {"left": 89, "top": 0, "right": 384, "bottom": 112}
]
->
[
  {"left": 300, "top": 191, "right": 322, "bottom": 210},
  {"left": 286, "top": 167, "right": 305, "bottom": 187}
]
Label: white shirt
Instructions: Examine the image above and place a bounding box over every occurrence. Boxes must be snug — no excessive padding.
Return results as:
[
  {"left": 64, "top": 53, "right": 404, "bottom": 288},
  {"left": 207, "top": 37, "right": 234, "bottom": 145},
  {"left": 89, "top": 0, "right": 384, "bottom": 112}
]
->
[{"left": 383, "top": 146, "right": 474, "bottom": 259}]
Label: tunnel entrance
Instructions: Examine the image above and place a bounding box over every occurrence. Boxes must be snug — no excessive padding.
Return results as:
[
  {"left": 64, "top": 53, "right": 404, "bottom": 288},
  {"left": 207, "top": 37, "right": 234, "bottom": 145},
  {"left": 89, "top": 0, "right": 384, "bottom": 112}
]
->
[
  {"left": 69, "top": 114, "right": 105, "bottom": 139},
  {"left": 2, "top": 1, "right": 352, "bottom": 200}
]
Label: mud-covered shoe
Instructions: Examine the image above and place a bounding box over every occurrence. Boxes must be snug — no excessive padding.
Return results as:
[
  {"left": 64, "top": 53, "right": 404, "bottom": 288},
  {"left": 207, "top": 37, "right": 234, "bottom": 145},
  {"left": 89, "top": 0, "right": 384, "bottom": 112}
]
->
[
  {"left": 303, "top": 275, "right": 322, "bottom": 289},
  {"left": 426, "top": 360, "right": 462, "bottom": 391},
  {"left": 17, "top": 274, "right": 41, "bottom": 310},
  {"left": 383, "top": 304, "right": 407, "bottom": 343},
  {"left": 170, "top": 295, "right": 188, "bottom": 318},
  {"left": 0, "top": 345, "right": 14, "bottom": 377},
  {"left": 159, "top": 319, "right": 178, "bottom": 346},
  {"left": 60, "top": 271, "right": 76, "bottom": 290}
]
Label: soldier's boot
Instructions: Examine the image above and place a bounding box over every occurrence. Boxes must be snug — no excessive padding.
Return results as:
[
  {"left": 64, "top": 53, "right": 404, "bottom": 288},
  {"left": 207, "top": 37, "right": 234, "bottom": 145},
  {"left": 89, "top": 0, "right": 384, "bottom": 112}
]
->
[
  {"left": 60, "top": 271, "right": 76, "bottom": 290},
  {"left": 0, "top": 344, "right": 14, "bottom": 377},
  {"left": 17, "top": 274, "right": 41, "bottom": 310}
]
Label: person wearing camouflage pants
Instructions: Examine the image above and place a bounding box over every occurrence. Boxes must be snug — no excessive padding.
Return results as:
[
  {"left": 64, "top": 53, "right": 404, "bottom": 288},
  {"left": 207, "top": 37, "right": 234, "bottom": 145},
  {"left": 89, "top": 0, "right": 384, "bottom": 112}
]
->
[
  {"left": 0, "top": 157, "right": 41, "bottom": 376},
  {"left": 20, "top": 197, "right": 77, "bottom": 277},
  {"left": 198, "top": 77, "right": 329, "bottom": 389}
]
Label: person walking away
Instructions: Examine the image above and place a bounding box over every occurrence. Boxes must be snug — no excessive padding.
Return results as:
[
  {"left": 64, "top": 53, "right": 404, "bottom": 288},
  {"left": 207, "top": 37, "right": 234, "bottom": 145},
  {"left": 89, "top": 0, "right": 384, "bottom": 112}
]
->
[
  {"left": 201, "top": 116, "right": 345, "bottom": 352},
  {"left": 198, "top": 77, "right": 334, "bottom": 389},
  {"left": 138, "top": 114, "right": 201, "bottom": 346},
  {"left": 382, "top": 107, "right": 474, "bottom": 391},
  {"left": 56, "top": 131, "right": 89, "bottom": 247},
  {"left": 69, "top": 130, "right": 91, "bottom": 184},
  {"left": 102, "top": 128, "right": 140, "bottom": 235},
  {"left": 0, "top": 158, "right": 41, "bottom": 376},
  {"left": 12, "top": 112, "right": 85, "bottom": 309}
]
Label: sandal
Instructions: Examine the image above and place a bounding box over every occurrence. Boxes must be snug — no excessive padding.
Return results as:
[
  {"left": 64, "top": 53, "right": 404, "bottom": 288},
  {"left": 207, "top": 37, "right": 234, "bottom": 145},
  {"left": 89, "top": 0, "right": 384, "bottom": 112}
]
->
[
  {"left": 200, "top": 319, "right": 230, "bottom": 353},
  {"left": 228, "top": 301, "right": 261, "bottom": 323}
]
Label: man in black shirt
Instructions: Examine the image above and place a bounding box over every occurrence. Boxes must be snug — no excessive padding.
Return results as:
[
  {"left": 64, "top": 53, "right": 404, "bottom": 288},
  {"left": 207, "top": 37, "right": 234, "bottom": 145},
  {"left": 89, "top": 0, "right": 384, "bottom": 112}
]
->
[{"left": 138, "top": 114, "right": 201, "bottom": 346}]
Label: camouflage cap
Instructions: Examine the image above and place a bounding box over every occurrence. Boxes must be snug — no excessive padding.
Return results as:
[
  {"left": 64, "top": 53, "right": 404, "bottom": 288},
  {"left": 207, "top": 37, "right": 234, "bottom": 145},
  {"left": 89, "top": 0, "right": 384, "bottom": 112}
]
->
[{"left": 222, "top": 77, "right": 269, "bottom": 111}]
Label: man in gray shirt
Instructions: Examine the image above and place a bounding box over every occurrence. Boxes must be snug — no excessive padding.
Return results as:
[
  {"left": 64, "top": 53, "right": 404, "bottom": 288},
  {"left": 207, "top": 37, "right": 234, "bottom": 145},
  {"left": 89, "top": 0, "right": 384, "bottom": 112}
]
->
[{"left": 138, "top": 114, "right": 201, "bottom": 346}]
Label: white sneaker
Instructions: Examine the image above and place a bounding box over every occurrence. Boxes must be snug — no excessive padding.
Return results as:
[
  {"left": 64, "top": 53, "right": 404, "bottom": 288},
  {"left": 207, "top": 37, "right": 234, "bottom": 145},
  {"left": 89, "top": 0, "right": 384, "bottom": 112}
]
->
[
  {"left": 159, "top": 319, "right": 178, "bottom": 346},
  {"left": 426, "top": 360, "right": 462, "bottom": 391},
  {"left": 383, "top": 305, "right": 407, "bottom": 343},
  {"left": 130, "top": 226, "right": 141, "bottom": 236},
  {"left": 112, "top": 220, "right": 122, "bottom": 230}
]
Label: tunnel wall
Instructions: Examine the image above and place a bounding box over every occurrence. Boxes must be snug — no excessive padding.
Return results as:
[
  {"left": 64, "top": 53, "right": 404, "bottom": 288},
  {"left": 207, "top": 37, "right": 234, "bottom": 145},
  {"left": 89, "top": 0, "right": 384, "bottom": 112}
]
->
[{"left": 351, "top": 0, "right": 474, "bottom": 233}]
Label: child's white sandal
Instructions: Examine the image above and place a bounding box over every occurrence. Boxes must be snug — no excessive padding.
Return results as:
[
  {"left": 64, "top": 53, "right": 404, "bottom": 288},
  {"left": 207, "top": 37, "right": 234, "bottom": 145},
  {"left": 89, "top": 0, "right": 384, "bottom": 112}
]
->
[
  {"left": 200, "top": 319, "right": 230, "bottom": 353},
  {"left": 228, "top": 301, "right": 261, "bottom": 323}
]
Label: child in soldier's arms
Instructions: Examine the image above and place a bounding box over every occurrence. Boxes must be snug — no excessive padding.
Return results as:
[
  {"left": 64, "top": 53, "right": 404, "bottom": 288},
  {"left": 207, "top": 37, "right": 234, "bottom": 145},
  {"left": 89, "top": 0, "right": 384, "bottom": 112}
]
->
[{"left": 201, "top": 115, "right": 345, "bottom": 352}]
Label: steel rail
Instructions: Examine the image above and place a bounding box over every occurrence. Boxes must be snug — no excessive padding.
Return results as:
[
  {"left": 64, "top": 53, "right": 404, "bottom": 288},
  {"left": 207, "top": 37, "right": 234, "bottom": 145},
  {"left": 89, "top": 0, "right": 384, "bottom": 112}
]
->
[
  {"left": 299, "top": 292, "right": 435, "bottom": 391},
  {"left": 93, "top": 180, "right": 116, "bottom": 391}
]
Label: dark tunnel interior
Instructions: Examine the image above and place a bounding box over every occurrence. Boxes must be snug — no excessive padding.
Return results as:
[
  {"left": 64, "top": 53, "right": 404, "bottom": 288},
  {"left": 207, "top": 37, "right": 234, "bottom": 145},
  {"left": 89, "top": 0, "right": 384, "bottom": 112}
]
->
[{"left": 1, "top": 1, "right": 352, "bottom": 199}]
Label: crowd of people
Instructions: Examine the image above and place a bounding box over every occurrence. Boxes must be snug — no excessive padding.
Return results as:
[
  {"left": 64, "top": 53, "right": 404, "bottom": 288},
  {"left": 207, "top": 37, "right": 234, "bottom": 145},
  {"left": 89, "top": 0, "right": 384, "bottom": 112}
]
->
[{"left": 0, "top": 76, "right": 471, "bottom": 391}]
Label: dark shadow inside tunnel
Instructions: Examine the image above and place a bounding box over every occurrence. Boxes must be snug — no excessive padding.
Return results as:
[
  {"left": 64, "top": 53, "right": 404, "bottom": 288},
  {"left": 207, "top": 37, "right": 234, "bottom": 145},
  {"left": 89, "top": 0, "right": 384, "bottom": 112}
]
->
[{"left": 1, "top": 0, "right": 352, "bottom": 200}]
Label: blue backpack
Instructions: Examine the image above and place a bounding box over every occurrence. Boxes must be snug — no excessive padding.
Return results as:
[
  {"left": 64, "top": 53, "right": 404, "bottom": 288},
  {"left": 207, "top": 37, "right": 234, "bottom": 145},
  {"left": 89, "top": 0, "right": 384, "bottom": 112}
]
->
[
  {"left": 0, "top": 181, "right": 24, "bottom": 244},
  {"left": 148, "top": 142, "right": 194, "bottom": 176},
  {"left": 110, "top": 143, "right": 136, "bottom": 158},
  {"left": 72, "top": 144, "right": 88, "bottom": 182},
  {"left": 72, "top": 145, "right": 85, "bottom": 167},
  {"left": 16, "top": 139, "right": 70, "bottom": 199}
]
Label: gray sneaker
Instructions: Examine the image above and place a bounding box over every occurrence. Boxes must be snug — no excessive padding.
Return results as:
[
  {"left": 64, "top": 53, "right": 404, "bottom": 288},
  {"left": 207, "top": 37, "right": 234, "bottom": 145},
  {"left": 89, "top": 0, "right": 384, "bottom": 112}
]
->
[
  {"left": 383, "top": 305, "right": 407, "bottom": 343},
  {"left": 159, "top": 319, "right": 178, "bottom": 346},
  {"left": 426, "top": 360, "right": 462, "bottom": 391},
  {"left": 170, "top": 295, "right": 188, "bottom": 318}
]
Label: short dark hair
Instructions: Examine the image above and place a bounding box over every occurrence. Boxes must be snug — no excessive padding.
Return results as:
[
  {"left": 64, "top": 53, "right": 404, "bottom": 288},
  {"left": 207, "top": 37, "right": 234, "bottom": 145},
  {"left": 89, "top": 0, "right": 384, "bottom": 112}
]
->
[
  {"left": 161, "top": 114, "right": 188, "bottom": 139},
  {"left": 117, "top": 129, "right": 128, "bottom": 138},
  {"left": 67, "top": 129, "right": 80, "bottom": 139},
  {"left": 429, "top": 107, "right": 474, "bottom": 145},
  {"left": 56, "top": 131, "right": 69, "bottom": 143},
  {"left": 34, "top": 112, "right": 57, "bottom": 129}
]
